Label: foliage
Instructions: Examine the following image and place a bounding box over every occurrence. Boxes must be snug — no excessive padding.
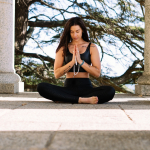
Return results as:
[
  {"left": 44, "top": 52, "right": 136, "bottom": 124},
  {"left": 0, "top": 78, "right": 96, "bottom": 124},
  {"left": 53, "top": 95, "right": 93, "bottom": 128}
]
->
[{"left": 15, "top": 0, "right": 145, "bottom": 92}]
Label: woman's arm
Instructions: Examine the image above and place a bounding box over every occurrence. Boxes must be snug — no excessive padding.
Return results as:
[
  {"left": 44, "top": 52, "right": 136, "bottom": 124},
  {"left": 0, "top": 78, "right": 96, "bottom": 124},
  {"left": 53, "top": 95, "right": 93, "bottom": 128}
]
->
[
  {"left": 76, "top": 43, "right": 101, "bottom": 78},
  {"left": 54, "top": 47, "right": 75, "bottom": 79}
]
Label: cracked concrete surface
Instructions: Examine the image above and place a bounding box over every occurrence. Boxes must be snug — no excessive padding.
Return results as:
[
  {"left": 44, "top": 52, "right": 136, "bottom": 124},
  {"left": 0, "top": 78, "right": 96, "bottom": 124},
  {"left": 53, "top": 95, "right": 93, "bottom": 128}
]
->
[{"left": 0, "top": 92, "right": 150, "bottom": 150}]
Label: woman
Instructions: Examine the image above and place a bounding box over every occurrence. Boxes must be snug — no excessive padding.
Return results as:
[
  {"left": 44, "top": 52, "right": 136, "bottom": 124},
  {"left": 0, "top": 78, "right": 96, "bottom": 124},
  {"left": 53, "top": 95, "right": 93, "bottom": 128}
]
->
[{"left": 37, "top": 17, "right": 115, "bottom": 104}]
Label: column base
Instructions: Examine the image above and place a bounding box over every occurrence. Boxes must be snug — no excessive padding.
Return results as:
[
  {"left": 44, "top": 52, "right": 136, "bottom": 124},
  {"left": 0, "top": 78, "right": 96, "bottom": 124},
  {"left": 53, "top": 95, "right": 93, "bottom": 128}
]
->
[
  {"left": 135, "top": 84, "right": 150, "bottom": 95},
  {"left": 0, "top": 82, "right": 24, "bottom": 94},
  {"left": 0, "top": 73, "right": 24, "bottom": 94},
  {"left": 137, "top": 75, "right": 150, "bottom": 84}
]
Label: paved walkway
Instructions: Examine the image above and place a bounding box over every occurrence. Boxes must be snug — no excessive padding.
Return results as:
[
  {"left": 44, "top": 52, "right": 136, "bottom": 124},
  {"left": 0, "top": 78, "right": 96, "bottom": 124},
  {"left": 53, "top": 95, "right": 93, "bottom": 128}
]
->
[{"left": 0, "top": 92, "right": 150, "bottom": 150}]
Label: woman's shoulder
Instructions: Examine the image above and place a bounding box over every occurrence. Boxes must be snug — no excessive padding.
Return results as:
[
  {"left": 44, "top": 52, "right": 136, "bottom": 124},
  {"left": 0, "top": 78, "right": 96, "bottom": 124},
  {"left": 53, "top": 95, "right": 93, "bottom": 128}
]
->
[
  {"left": 89, "top": 43, "right": 98, "bottom": 55},
  {"left": 56, "top": 46, "right": 65, "bottom": 56},
  {"left": 90, "top": 42, "right": 96, "bottom": 47},
  {"left": 89, "top": 42, "right": 98, "bottom": 48},
  {"left": 57, "top": 46, "right": 65, "bottom": 51}
]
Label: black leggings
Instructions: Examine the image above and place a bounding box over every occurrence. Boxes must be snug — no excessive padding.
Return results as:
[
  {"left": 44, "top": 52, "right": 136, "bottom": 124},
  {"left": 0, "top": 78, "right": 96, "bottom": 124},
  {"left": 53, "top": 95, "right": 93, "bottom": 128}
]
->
[{"left": 37, "top": 78, "right": 115, "bottom": 104}]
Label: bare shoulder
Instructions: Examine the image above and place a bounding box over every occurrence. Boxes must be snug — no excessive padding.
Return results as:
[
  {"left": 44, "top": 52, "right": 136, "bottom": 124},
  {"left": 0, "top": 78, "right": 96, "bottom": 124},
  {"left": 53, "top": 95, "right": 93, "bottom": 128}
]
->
[
  {"left": 90, "top": 43, "right": 98, "bottom": 54},
  {"left": 54, "top": 46, "right": 65, "bottom": 70},
  {"left": 56, "top": 46, "right": 64, "bottom": 53},
  {"left": 56, "top": 46, "right": 64, "bottom": 57},
  {"left": 90, "top": 43, "right": 97, "bottom": 48}
]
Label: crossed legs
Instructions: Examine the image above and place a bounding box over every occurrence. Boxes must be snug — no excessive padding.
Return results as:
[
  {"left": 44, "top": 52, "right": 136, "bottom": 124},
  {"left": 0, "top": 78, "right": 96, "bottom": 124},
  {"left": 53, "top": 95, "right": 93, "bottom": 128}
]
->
[{"left": 37, "top": 82, "right": 115, "bottom": 104}]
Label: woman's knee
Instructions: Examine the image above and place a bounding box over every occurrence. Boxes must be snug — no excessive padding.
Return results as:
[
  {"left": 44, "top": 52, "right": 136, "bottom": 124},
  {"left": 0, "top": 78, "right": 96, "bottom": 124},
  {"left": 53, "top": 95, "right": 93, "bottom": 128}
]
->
[
  {"left": 37, "top": 82, "right": 47, "bottom": 92},
  {"left": 106, "top": 86, "right": 115, "bottom": 99}
]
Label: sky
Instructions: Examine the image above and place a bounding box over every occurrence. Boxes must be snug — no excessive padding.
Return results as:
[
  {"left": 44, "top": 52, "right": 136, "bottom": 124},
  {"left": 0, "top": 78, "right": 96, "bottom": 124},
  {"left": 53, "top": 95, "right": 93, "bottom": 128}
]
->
[{"left": 23, "top": 0, "right": 144, "bottom": 78}]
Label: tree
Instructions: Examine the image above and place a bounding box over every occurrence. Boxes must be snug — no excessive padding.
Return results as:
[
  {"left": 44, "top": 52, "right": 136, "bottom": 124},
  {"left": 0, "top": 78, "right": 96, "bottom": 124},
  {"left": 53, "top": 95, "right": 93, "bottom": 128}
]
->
[{"left": 15, "top": 0, "right": 145, "bottom": 93}]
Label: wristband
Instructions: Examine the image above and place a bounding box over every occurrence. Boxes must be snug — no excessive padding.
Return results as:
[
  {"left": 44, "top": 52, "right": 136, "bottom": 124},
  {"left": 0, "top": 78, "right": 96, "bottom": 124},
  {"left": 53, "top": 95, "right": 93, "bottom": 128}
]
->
[{"left": 80, "top": 60, "right": 85, "bottom": 66}]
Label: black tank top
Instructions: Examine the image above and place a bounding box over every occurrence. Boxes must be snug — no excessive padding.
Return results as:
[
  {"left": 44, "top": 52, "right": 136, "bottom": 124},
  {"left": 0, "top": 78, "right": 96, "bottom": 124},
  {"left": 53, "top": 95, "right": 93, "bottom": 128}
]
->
[{"left": 64, "top": 42, "right": 91, "bottom": 72}]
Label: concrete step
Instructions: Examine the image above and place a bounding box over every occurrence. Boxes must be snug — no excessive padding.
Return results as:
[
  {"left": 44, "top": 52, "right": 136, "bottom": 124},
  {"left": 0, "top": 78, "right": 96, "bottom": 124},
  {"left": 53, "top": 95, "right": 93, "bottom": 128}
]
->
[{"left": 0, "top": 93, "right": 149, "bottom": 150}]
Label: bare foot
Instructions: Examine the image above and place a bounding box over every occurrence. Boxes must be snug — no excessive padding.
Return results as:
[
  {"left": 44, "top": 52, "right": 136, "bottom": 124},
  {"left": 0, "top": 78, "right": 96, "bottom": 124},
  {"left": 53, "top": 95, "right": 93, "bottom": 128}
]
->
[{"left": 78, "top": 96, "right": 98, "bottom": 104}]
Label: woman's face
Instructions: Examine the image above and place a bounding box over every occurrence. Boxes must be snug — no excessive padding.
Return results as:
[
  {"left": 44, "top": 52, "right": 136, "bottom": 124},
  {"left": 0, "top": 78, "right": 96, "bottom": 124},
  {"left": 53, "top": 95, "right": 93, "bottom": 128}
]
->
[{"left": 70, "top": 25, "right": 83, "bottom": 42}]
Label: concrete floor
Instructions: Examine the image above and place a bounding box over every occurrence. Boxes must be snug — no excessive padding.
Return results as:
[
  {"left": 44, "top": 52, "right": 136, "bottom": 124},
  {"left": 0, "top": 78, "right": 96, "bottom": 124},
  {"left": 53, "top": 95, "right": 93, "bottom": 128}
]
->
[{"left": 0, "top": 92, "right": 150, "bottom": 150}]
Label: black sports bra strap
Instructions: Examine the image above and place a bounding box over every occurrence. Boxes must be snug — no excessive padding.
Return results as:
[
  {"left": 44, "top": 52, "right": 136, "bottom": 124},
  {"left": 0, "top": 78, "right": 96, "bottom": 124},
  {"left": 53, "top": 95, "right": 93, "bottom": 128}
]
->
[
  {"left": 88, "top": 42, "right": 91, "bottom": 49},
  {"left": 87, "top": 42, "right": 91, "bottom": 52}
]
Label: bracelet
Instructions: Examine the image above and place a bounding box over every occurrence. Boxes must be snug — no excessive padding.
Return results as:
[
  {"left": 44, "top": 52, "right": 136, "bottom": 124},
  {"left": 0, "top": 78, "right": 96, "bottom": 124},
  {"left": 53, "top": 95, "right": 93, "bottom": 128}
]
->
[{"left": 80, "top": 60, "right": 85, "bottom": 66}]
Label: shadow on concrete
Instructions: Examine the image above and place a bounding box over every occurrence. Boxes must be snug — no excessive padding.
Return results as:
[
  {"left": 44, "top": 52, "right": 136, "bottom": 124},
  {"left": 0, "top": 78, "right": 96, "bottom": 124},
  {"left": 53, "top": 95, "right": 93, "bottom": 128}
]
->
[
  {"left": 0, "top": 93, "right": 147, "bottom": 98},
  {"left": 0, "top": 92, "right": 41, "bottom": 98},
  {"left": 0, "top": 100, "right": 150, "bottom": 109},
  {"left": 0, "top": 130, "right": 150, "bottom": 150}
]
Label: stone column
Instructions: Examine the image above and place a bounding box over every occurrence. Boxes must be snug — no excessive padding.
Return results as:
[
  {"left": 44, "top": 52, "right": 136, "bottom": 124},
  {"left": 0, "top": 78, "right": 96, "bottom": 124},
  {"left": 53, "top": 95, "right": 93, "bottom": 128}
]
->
[
  {"left": 0, "top": 0, "right": 24, "bottom": 93},
  {"left": 135, "top": 0, "right": 150, "bottom": 95}
]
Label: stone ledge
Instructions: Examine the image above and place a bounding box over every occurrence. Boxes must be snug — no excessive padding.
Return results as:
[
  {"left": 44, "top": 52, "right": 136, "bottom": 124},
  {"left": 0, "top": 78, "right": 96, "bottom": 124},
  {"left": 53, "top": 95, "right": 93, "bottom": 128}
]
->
[
  {"left": 0, "top": 82, "right": 24, "bottom": 94},
  {"left": 135, "top": 84, "right": 150, "bottom": 95}
]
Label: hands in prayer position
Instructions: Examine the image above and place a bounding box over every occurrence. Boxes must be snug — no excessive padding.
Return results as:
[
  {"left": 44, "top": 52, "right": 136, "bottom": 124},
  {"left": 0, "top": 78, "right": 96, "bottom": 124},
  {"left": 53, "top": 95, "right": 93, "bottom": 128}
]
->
[{"left": 72, "top": 45, "right": 82, "bottom": 65}]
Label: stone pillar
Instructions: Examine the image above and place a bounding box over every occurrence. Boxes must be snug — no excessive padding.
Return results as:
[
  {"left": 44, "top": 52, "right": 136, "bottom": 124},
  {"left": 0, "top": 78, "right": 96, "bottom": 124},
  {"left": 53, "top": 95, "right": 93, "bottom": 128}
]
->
[
  {"left": 0, "top": 0, "right": 24, "bottom": 93},
  {"left": 135, "top": 0, "right": 150, "bottom": 95}
]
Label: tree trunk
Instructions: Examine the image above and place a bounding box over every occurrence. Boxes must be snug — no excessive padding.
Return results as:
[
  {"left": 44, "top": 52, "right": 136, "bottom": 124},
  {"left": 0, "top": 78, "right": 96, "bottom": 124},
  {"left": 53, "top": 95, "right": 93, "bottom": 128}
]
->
[{"left": 15, "top": 0, "right": 29, "bottom": 53}]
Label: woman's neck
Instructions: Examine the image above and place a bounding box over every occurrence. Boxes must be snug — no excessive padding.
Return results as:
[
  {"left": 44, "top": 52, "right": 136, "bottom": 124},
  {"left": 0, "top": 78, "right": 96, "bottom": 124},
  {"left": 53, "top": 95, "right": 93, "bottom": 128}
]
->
[{"left": 70, "top": 39, "right": 85, "bottom": 45}]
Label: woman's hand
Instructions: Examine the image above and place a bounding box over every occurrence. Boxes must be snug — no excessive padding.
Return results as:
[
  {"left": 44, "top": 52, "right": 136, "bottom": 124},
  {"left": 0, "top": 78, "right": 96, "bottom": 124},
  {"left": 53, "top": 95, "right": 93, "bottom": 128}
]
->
[
  {"left": 75, "top": 45, "right": 82, "bottom": 64},
  {"left": 71, "top": 45, "right": 76, "bottom": 65}
]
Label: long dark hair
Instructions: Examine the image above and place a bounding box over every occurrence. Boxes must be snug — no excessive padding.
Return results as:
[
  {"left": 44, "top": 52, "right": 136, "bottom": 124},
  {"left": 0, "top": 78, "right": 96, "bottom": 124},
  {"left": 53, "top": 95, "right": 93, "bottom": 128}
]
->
[{"left": 56, "top": 17, "right": 89, "bottom": 56}]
